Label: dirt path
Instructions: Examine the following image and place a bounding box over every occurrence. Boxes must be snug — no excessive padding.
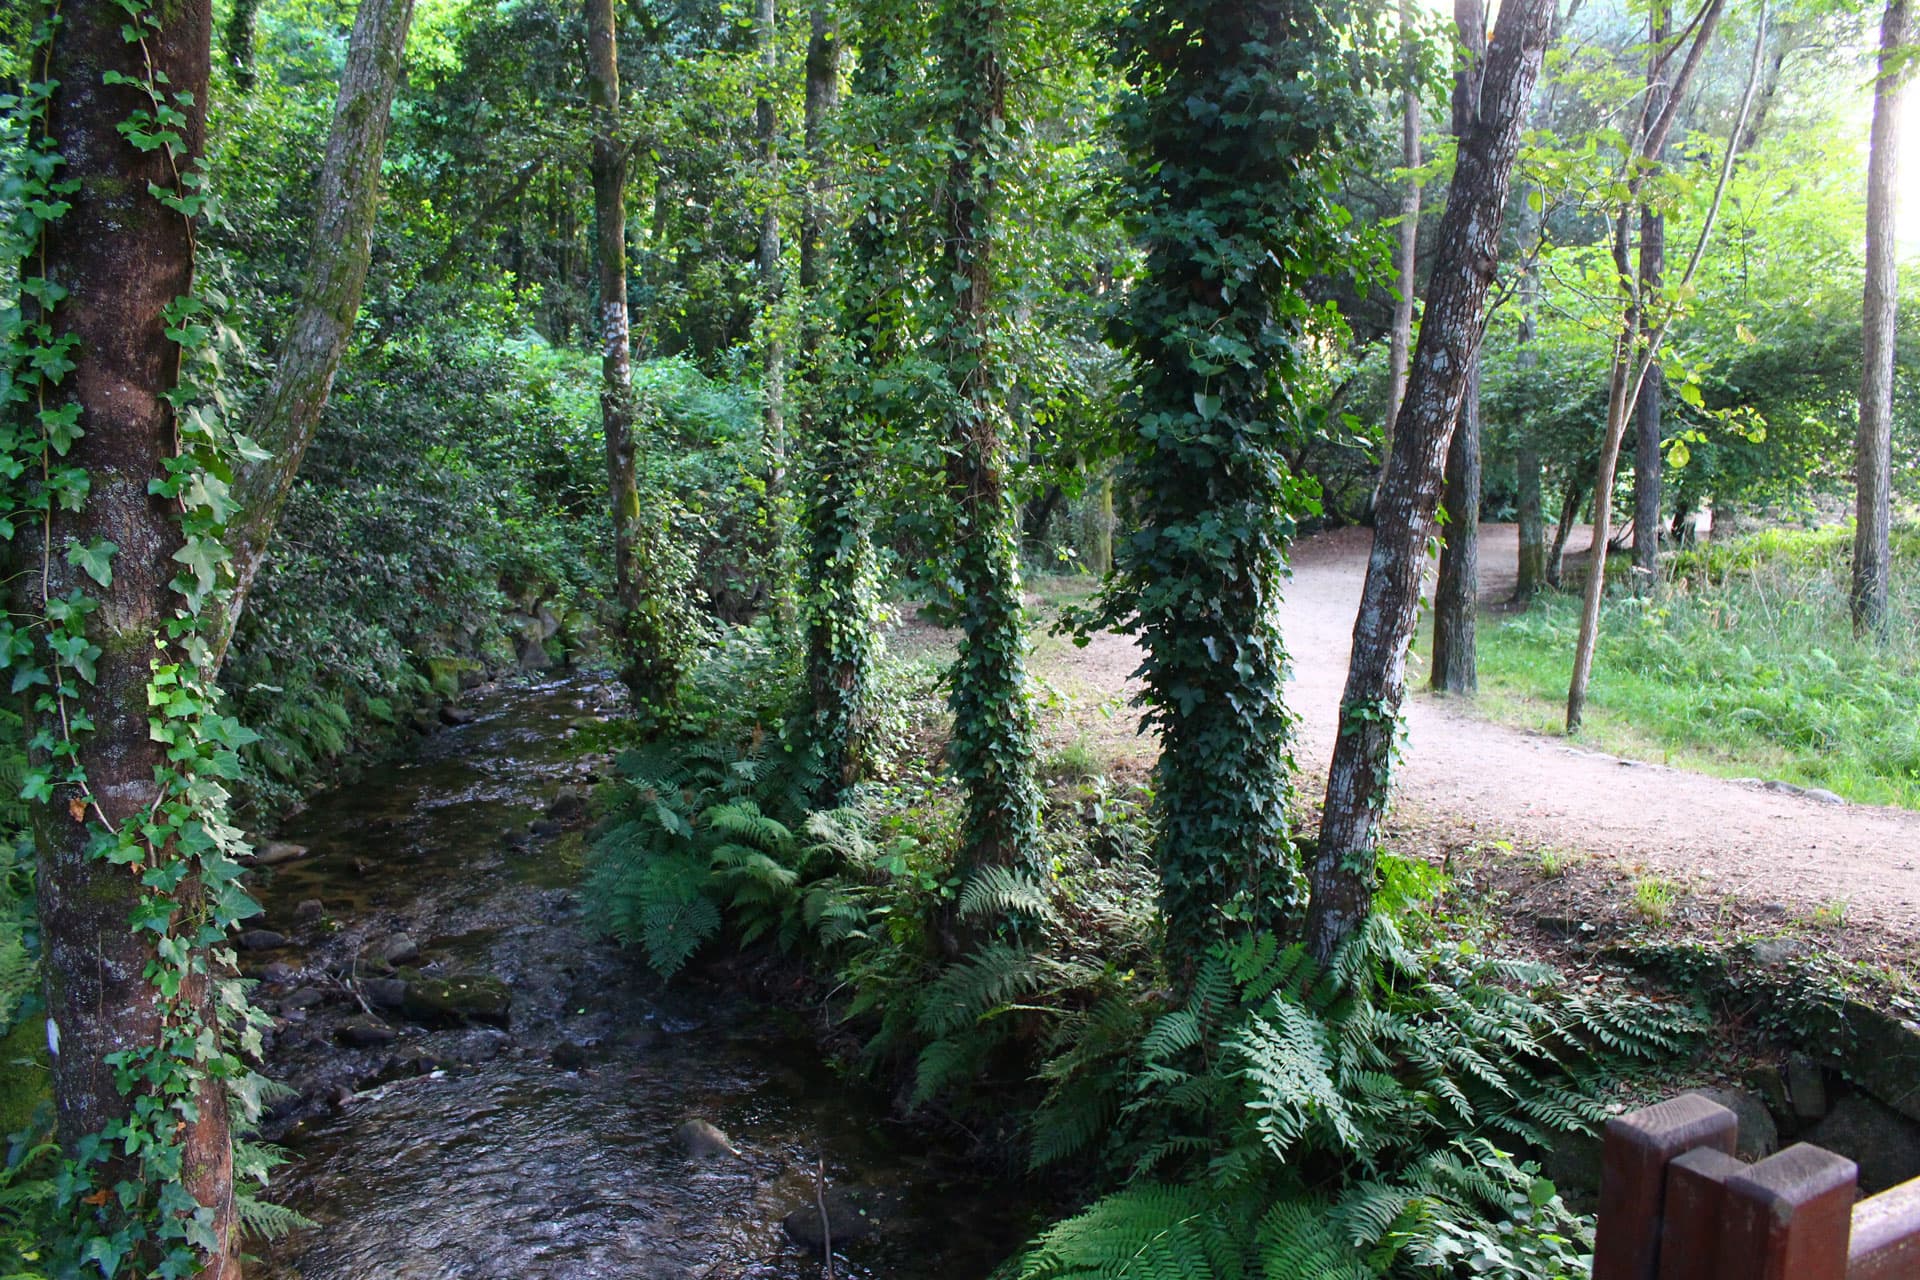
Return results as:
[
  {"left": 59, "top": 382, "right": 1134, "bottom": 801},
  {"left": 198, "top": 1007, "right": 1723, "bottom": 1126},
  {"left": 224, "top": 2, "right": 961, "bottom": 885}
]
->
[{"left": 1035, "top": 525, "right": 1920, "bottom": 939}]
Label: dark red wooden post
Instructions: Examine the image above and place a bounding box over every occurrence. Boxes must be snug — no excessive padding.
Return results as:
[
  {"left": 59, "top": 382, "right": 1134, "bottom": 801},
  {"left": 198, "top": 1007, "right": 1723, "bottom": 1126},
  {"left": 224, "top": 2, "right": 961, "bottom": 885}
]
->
[
  {"left": 1849, "top": 1175, "right": 1920, "bottom": 1280},
  {"left": 1717, "top": 1143, "right": 1858, "bottom": 1280},
  {"left": 1595, "top": 1093, "right": 1739, "bottom": 1280},
  {"left": 1658, "top": 1147, "right": 1746, "bottom": 1280}
]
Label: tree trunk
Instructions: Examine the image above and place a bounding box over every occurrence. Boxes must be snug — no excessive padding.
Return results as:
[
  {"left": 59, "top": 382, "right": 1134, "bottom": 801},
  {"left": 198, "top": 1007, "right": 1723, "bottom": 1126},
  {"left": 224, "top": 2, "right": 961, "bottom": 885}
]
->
[
  {"left": 1081, "top": 471, "right": 1114, "bottom": 575},
  {"left": 1383, "top": 0, "right": 1422, "bottom": 478},
  {"left": 1546, "top": 472, "right": 1585, "bottom": 588},
  {"left": 1631, "top": 5, "right": 1670, "bottom": 582},
  {"left": 1854, "top": 0, "right": 1910, "bottom": 636},
  {"left": 757, "top": 0, "right": 787, "bottom": 498},
  {"left": 223, "top": 0, "right": 261, "bottom": 88},
  {"left": 586, "top": 0, "right": 647, "bottom": 698},
  {"left": 21, "top": 1, "right": 241, "bottom": 1271},
  {"left": 936, "top": 0, "right": 1042, "bottom": 876},
  {"left": 1512, "top": 182, "right": 1546, "bottom": 603},
  {"left": 1631, "top": 214, "right": 1665, "bottom": 582},
  {"left": 1429, "top": 0, "right": 1487, "bottom": 695},
  {"left": 799, "top": 0, "right": 876, "bottom": 800},
  {"left": 1304, "top": 0, "right": 1553, "bottom": 962},
  {"left": 1568, "top": 0, "right": 1757, "bottom": 732},
  {"left": 220, "top": 0, "right": 418, "bottom": 664}
]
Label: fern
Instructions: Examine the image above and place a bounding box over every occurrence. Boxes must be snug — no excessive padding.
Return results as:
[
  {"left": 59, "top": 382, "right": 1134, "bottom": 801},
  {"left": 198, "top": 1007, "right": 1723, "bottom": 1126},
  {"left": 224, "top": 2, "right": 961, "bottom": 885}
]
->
[{"left": 1014, "top": 916, "right": 1696, "bottom": 1280}]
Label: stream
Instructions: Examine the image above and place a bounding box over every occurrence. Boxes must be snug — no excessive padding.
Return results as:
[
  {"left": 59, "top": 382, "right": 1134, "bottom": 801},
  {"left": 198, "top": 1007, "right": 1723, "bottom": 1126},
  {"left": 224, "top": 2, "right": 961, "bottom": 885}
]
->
[{"left": 246, "top": 672, "right": 1038, "bottom": 1279}]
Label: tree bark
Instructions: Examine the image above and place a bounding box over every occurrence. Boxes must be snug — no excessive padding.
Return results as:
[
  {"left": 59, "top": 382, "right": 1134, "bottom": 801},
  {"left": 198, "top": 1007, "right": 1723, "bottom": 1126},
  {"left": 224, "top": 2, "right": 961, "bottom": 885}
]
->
[
  {"left": 223, "top": 0, "right": 261, "bottom": 89},
  {"left": 219, "top": 0, "right": 417, "bottom": 664},
  {"left": 1546, "top": 470, "right": 1584, "bottom": 588},
  {"left": 1631, "top": 3, "right": 1671, "bottom": 581},
  {"left": 937, "top": 0, "right": 1042, "bottom": 876},
  {"left": 1631, "top": 204, "right": 1665, "bottom": 580},
  {"left": 1383, "top": 0, "right": 1422, "bottom": 480},
  {"left": 1513, "top": 221, "right": 1545, "bottom": 602},
  {"left": 1854, "top": 0, "right": 1911, "bottom": 636},
  {"left": 586, "top": 0, "right": 647, "bottom": 695},
  {"left": 757, "top": 0, "right": 787, "bottom": 497},
  {"left": 1304, "top": 0, "right": 1553, "bottom": 962},
  {"left": 23, "top": 1, "right": 240, "bottom": 1271},
  {"left": 1429, "top": 0, "right": 1487, "bottom": 695}
]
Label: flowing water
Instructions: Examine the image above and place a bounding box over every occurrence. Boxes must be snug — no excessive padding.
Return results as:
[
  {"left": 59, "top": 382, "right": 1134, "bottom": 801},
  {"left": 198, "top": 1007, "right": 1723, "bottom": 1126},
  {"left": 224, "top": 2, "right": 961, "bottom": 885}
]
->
[{"left": 249, "top": 673, "right": 1038, "bottom": 1279}]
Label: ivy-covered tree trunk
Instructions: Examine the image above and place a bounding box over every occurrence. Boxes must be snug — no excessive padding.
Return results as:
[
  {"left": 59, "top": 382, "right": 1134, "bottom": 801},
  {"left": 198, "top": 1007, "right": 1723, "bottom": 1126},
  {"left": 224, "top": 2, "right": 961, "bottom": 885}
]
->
[
  {"left": 1305, "top": 0, "right": 1553, "bottom": 962},
  {"left": 800, "top": 0, "right": 879, "bottom": 800},
  {"left": 935, "top": 0, "right": 1043, "bottom": 876},
  {"left": 756, "top": 0, "right": 788, "bottom": 529},
  {"left": 585, "top": 0, "right": 649, "bottom": 705},
  {"left": 220, "top": 0, "right": 417, "bottom": 662},
  {"left": 1429, "top": 0, "right": 1487, "bottom": 696},
  {"left": 16, "top": 0, "right": 241, "bottom": 1271},
  {"left": 1854, "top": 0, "right": 1911, "bottom": 636},
  {"left": 1108, "top": 0, "right": 1373, "bottom": 955}
]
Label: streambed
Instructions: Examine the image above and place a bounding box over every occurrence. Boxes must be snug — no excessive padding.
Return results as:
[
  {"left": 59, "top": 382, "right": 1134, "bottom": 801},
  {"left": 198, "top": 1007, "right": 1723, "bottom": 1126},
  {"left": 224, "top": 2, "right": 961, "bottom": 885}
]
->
[{"left": 247, "top": 673, "right": 1035, "bottom": 1279}]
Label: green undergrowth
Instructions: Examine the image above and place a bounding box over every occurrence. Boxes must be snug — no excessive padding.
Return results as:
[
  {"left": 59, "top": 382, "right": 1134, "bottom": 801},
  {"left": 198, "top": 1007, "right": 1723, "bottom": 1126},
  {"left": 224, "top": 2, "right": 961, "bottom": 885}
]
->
[
  {"left": 1476, "top": 524, "right": 1920, "bottom": 809},
  {"left": 586, "top": 632, "right": 1707, "bottom": 1278}
]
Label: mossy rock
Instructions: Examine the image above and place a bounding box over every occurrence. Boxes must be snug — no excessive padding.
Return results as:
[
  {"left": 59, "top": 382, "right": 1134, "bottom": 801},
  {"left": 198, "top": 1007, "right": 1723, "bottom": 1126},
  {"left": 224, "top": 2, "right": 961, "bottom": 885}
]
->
[
  {"left": 397, "top": 973, "right": 511, "bottom": 1028},
  {"left": 426, "top": 657, "right": 484, "bottom": 701},
  {"left": 0, "top": 1015, "right": 50, "bottom": 1138}
]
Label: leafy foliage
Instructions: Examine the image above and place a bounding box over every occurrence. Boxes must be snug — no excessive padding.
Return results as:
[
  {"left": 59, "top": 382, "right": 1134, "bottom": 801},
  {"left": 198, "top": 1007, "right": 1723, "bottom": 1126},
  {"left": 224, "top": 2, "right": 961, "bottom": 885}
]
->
[
  {"left": 1017, "top": 919, "right": 1698, "bottom": 1280},
  {"left": 1096, "top": 0, "right": 1390, "bottom": 952}
]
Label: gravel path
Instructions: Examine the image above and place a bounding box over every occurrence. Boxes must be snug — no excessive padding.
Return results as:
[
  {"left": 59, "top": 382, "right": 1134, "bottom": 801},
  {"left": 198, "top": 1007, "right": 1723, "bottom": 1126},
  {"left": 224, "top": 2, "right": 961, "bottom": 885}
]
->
[{"left": 1043, "top": 524, "right": 1920, "bottom": 936}]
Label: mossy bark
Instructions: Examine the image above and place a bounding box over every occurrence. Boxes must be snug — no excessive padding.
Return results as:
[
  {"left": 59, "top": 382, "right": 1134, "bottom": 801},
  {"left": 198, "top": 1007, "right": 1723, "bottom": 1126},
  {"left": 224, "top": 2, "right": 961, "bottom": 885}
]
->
[
  {"left": 220, "top": 0, "right": 418, "bottom": 664},
  {"left": 22, "top": 0, "right": 240, "bottom": 1270},
  {"left": 1307, "top": 0, "right": 1553, "bottom": 962}
]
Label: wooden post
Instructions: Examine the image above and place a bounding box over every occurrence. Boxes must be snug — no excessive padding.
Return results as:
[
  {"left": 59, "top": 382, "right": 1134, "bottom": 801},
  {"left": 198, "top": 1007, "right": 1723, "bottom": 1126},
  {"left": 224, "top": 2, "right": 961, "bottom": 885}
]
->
[
  {"left": 1849, "top": 1176, "right": 1920, "bottom": 1280},
  {"left": 1659, "top": 1147, "right": 1746, "bottom": 1280},
  {"left": 1717, "top": 1143, "right": 1858, "bottom": 1280},
  {"left": 1594, "top": 1093, "right": 1739, "bottom": 1280}
]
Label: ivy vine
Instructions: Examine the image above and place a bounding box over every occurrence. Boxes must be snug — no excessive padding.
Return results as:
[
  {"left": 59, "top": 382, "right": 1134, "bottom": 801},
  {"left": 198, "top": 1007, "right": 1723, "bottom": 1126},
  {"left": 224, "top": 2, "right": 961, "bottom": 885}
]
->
[
  {"left": 1097, "top": 0, "right": 1387, "bottom": 957},
  {"left": 1, "top": 0, "right": 275, "bottom": 1272}
]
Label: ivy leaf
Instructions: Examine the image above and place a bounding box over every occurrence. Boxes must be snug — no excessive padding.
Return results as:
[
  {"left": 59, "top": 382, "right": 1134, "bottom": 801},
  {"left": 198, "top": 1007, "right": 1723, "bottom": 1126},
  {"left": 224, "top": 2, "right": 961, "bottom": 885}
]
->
[
  {"left": 68, "top": 538, "right": 117, "bottom": 587},
  {"left": 20, "top": 771, "right": 52, "bottom": 804}
]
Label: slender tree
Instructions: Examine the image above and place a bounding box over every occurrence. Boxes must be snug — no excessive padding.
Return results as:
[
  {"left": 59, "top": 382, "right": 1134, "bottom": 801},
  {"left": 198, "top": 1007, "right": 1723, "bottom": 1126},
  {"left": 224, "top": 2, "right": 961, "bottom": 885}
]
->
[
  {"left": 221, "top": 0, "right": 418, "bottom": 660},
  {"left": 1305, "top": 0, "right": 1555, "bottom": 962},
  {"left": 1854, "top": 0, "right": 1912, "bottom": 635},
  {"left": 934, "top": 0, "right": 1043, "bottom": 877},
  {"left": 1384, "top": 0, "right": 1423, "bottom": 479},
  {"left": 585, "top": 0, "right": 651, "bottom": 707},
  {"left": 1512, "top": 192, "right": 1546, "bottom": 603},
  {"left": 756, "top": 0, "right": 788, "bottom": 503},
  {"left": 1566, "top": 0, "right": 1762, "bottom": 732},
  {"left": 10, "top": 0, "right": 244, "bottom": 1270},
  {"left": 1429, "top": 0, "right": 1488, "bottom": 695},
  {"left": 1632, "top": 2, "right": 1672, "bottom": 581}
]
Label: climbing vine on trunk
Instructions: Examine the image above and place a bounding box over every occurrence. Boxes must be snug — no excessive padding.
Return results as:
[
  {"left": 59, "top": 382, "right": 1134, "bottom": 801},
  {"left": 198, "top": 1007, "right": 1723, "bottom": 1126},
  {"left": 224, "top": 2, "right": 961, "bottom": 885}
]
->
[
  {"left": 1100, "top": 0, "right": 1383, "bottom": 958},
  {"left": 930, "top": 0, "right": 1044, "bottom": 881},
  {"left": 2, "top": 1, "right": 276, "bottom": 1272}
]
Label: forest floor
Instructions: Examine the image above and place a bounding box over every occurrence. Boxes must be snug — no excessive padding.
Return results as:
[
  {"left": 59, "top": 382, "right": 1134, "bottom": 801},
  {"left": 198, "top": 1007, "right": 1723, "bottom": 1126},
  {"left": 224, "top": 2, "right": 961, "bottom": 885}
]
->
[{"left": 894, "top": 524, "right": 1920, "bottom": 971}]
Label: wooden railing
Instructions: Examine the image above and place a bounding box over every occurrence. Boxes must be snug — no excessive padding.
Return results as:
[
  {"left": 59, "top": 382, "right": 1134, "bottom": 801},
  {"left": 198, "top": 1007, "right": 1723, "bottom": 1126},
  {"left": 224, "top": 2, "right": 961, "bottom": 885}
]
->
[{"left": 1592, "top": 1092, "right": 1920, "bottom": 1279}]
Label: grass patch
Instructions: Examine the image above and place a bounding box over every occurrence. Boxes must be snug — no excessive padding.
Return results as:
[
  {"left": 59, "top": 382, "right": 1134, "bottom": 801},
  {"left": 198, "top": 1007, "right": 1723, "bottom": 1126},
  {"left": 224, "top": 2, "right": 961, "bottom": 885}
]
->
[{"left": 1476, "top": 524, "right": 1920, "bottom": 809}]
